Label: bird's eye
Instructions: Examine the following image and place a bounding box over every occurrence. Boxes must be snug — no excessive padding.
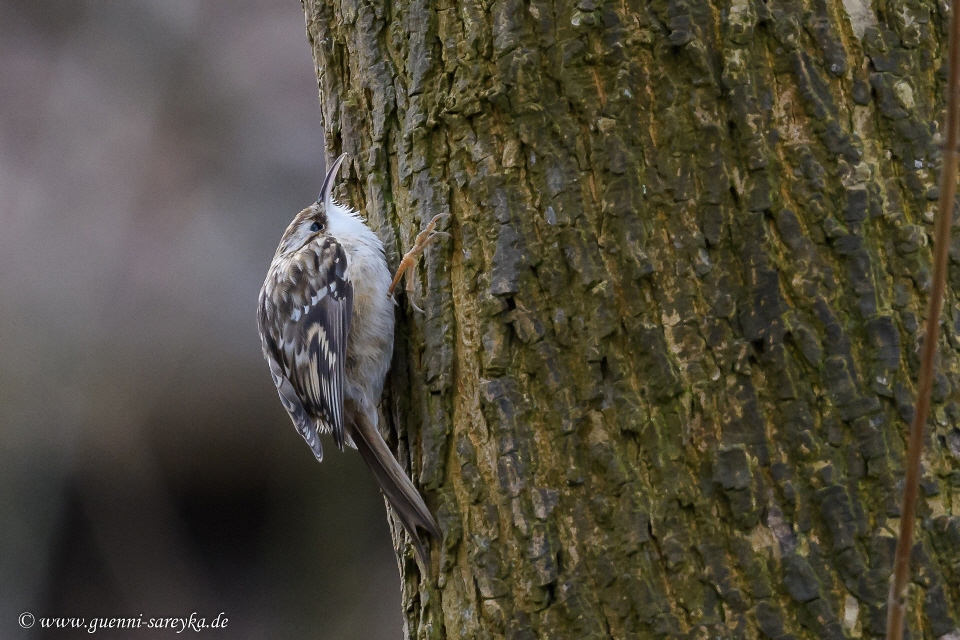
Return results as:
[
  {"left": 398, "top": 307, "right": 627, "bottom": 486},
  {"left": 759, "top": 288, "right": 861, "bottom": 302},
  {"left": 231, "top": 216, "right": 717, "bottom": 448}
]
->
[{"left": 309, "top": 222, "right": 321, "bottom": 233}]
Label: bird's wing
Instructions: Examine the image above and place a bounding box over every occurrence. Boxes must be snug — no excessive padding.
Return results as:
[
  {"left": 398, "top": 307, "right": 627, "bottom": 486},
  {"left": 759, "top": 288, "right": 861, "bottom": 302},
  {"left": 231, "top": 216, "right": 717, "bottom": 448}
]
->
[
  {"left": 261, "top": 239, "right": 353, "bottom": 456},
  {"left": 262, "top": 346, "right": 325, "bottom": 460}
]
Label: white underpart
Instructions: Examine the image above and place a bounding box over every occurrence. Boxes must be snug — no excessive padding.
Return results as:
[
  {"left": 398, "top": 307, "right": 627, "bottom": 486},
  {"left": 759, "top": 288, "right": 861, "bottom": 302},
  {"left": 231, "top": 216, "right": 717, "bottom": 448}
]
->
[{"left": 324, "top": 200, "right": 394, "bottom": 428}]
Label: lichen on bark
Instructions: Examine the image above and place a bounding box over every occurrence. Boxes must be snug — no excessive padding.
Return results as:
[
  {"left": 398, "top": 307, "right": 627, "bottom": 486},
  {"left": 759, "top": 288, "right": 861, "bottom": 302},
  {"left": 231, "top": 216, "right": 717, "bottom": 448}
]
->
[{"left": 303, "top": 0, "right": 960, "bottom": 637}]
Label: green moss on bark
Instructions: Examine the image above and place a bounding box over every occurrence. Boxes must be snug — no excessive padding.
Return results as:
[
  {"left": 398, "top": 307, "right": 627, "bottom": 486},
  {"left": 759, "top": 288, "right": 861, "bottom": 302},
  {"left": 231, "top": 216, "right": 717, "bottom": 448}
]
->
[{"left": 304, "top": 0, "right": 960, "bottom": 637}]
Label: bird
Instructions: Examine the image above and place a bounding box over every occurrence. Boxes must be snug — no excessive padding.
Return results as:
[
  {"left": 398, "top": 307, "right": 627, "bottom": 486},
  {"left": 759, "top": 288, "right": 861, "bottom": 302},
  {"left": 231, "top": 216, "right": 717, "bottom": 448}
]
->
[{"left": 257, "top": 153, "right": 443, "bottom": 567}]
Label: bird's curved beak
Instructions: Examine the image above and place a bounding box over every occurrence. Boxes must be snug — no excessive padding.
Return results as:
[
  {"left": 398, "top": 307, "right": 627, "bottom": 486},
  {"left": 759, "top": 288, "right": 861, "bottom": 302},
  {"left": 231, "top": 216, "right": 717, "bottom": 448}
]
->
[{"left": 318, "top": 153, "right": 347, "bottom": 207}]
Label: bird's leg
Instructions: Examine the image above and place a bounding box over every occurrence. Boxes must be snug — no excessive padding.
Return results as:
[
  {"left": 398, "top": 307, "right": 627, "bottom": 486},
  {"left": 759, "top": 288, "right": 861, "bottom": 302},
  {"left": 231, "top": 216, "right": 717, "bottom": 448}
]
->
[{"left": 388, "top": 214, "right": 449, "bottom": 307}]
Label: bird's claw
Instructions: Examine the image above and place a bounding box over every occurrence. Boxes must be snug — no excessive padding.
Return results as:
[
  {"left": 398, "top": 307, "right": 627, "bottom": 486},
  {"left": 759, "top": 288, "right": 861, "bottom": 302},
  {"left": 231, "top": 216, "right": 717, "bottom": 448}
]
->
[
  {"left": 388, "top": 213, "right": 450, "bottom": 305},
  {"left": 412, "top": 213, "right": 449, "bottom": 245},
  {"left": 407, "top": 298, "right": 425, "bottom": 314}
]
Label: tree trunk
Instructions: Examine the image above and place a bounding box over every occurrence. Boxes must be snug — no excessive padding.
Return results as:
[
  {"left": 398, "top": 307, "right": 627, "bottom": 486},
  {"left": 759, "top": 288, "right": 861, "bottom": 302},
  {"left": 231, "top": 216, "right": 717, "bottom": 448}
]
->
[{"left": 302, "top": 0, "right": 960, "bottom": 638}]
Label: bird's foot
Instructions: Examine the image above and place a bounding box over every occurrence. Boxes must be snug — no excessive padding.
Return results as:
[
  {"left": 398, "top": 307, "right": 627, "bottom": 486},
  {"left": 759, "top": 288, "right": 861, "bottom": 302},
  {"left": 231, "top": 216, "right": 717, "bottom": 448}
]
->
[{"left": 388, "top": 213, "right": 449, "bottom": 311}]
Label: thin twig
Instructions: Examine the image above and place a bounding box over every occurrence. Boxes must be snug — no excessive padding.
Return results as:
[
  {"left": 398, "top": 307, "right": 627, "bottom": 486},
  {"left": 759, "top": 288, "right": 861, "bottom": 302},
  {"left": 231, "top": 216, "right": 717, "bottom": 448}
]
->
[{"left": 885, "top": 3, "right": 960, "bottom": 638}]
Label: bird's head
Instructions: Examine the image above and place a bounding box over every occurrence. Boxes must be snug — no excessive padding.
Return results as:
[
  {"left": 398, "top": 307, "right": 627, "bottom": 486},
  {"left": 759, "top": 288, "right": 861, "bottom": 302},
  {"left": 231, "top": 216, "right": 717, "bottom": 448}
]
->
[{"left": 274, "top": 153, "right": 347, "bottom": 257}]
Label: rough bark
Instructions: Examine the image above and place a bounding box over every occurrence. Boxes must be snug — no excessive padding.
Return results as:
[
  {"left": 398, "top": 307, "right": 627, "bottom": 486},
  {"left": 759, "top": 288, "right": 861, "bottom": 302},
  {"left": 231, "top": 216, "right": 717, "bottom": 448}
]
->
[{"left": 302, "top": 0, "right": 960, "bottom": 638}]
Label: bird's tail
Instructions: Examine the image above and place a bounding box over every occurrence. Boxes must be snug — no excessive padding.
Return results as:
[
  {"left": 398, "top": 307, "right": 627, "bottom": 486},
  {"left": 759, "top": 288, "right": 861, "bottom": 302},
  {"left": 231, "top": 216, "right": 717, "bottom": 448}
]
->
[{"left": 349, "top": 410, "right": 440, "bottom": 568}]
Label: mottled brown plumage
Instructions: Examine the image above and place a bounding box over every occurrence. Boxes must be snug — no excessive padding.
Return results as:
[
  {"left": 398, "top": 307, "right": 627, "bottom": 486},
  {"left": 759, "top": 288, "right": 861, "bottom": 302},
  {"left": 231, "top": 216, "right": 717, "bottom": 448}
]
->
[{"left": 258, "top": 154, "right": 440, "bottom": 567}]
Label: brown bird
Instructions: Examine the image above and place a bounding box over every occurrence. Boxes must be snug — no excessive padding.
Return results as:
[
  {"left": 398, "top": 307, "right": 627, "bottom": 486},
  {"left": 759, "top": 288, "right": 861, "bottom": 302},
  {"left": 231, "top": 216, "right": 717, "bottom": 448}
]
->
[{"left": 257, "top": 154, "right": 443, "bottom": 566}]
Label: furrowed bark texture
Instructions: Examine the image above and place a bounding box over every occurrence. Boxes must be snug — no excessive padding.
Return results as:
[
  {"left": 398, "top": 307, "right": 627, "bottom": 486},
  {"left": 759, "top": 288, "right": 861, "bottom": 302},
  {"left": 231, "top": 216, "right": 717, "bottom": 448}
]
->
[{"left": 303, "top": 0, "right": 960, "bottom": 638}]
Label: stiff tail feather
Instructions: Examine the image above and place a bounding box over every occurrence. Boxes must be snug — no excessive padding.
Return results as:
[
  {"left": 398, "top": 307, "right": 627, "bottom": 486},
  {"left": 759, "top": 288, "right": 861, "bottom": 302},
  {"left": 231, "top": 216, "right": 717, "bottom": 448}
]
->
[{"left": 349, "top": 411, "right": 440, "bottom": 568}]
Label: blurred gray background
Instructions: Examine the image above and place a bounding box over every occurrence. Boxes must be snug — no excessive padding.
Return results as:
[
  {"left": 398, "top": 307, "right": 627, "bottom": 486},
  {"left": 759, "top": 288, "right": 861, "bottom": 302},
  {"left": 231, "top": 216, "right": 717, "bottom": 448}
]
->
[{"left": 0, "top": 1, "right": 403, "bottom": 638}]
